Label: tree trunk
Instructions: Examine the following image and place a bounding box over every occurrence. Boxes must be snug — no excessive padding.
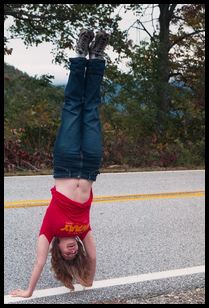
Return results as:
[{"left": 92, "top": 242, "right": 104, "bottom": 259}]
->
[{"left": 155, "top": 4, "right": 176, "bottom": 135}]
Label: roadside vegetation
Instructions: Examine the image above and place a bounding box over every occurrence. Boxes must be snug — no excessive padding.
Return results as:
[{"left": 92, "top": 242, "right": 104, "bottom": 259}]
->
[{"left": 4, "top": 4, "right": 205, "bottom": 175}]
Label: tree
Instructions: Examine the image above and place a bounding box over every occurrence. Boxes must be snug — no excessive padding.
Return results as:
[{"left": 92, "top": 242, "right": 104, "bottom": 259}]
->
[
  {"left": 4, "top": 4, "right": 205, "bottom": 168},
  {"left": 4, "top": 4, "right": 130, "bottom": 65},
  {"left": 124, "top": 4, "right": 205, "bottom": 137}
]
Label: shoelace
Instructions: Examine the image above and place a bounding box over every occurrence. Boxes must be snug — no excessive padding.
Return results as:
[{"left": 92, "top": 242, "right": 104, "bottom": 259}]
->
[
  {"left": 93, "top": 36, "right": 109, "bottom": 54},
  {"left": 77, "top": 33, "right": 92, "bottom": 51}
]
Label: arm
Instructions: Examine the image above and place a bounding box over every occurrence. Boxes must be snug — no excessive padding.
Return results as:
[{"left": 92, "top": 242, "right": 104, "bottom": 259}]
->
[
  {"left": 9, "top": 235, "right": 49, "bottom": 298},
  {"left": 82, "top": 231, "right": 96, "bottom": 286}
]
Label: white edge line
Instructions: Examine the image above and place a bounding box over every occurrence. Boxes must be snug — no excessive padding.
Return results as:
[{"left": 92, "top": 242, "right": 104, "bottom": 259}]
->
[
  {"left": 4, "top": 265, "right": 205, "bottom": 304},
  {"left": 4, "top": 175, "right": 53, "bottom": 178},
  {"left": 101, "top": 170, "right": 205, "bottom": 175},
  {"left": 4, "top": 170, "right": 205, "bottom": 179}
]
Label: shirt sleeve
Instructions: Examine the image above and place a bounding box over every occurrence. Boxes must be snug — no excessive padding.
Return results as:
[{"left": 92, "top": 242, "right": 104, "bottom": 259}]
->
[{"left": 39, "top": 208, "right": 54, "bottom": 244}]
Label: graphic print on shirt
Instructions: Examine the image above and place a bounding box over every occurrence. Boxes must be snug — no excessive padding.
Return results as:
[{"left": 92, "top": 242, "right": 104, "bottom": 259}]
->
[{"left": 60, "top": 222, "right": 90, "bottom": 233}]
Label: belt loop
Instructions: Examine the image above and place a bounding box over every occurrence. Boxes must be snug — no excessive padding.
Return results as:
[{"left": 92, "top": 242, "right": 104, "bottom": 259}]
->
[{"left": 68, "top": 170, "right": 71, "bottom": 177}]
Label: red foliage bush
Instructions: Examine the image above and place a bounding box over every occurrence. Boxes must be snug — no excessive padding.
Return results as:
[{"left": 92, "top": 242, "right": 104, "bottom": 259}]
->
[{"left": 4, "top": 138, "right": 53, "bottom": 173}]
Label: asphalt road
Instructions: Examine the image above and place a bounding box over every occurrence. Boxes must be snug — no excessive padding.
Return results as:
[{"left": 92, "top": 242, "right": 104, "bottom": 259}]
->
[{"left": 4, "top": 170, "right": 205, "bottom": 304}]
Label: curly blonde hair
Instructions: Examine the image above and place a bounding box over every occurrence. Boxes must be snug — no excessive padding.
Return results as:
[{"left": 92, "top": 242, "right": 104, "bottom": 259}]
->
[{"left": 50, "top": 237, "right": 90, "bottom": 290}]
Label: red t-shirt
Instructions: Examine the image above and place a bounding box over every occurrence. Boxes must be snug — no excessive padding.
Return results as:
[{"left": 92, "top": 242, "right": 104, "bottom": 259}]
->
[{"left": 39, "top": 186, "right": 92, "bottom": 243}]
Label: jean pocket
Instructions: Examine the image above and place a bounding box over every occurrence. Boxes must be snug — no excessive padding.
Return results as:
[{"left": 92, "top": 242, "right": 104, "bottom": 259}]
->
[
  {"left": 88, "top": 170, "right": 100, "bottom": 181},
  {"left": 54, "top": 165, "right": 70, "bottom": 177}
]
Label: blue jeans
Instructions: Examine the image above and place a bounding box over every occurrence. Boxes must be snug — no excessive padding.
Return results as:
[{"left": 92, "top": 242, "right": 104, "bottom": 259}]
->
[{"left": 53, "top": 57, "right": 106, "bottom": 181}]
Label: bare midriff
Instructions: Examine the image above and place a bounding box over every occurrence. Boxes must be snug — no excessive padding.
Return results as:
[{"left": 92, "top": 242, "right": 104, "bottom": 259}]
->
[{"left": 55, "top": 178, "right": 93, "bottom": 204}]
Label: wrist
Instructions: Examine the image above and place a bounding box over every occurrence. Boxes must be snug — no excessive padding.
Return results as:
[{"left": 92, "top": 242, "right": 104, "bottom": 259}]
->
[{"left": 27, "top": 288, "right": 33, "bottom": 296}]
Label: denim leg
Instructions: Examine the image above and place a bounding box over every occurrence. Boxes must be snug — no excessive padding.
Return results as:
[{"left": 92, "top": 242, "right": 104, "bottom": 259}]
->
[
  {"left": 53, "top": 57, "right": 87, "bottom": 178},
  {"left": 81, "top": 59, "right": 106, "bottom": 180}
]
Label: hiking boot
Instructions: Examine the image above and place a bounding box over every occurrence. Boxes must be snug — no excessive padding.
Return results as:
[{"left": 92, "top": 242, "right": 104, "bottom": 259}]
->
[
  {"left": 75, "top": 28, "right": 94, "bottom": 57},
  {"left": 89, "top": 30, "right": 110, "bottom": 59}
]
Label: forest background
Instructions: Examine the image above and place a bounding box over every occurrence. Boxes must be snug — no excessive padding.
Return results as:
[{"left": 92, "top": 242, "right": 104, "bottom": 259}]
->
[{"left": 4, "top": 4, "right": 205, "bottom": 174}]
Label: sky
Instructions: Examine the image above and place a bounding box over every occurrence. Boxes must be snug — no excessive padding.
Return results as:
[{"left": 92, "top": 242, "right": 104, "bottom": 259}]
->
[{"left": 4, "top": 5, "right": 159, "bottom": 85}]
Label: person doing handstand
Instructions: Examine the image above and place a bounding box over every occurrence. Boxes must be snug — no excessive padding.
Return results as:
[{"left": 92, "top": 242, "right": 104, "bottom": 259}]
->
[{"left": 10, "top": 28, "right": 110, "bottom": 297}]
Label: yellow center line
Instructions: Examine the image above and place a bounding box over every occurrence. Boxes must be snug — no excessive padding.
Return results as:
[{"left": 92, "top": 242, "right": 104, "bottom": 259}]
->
[{"left": 4, "top": 191, "right": 205, "bottom": 209}]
